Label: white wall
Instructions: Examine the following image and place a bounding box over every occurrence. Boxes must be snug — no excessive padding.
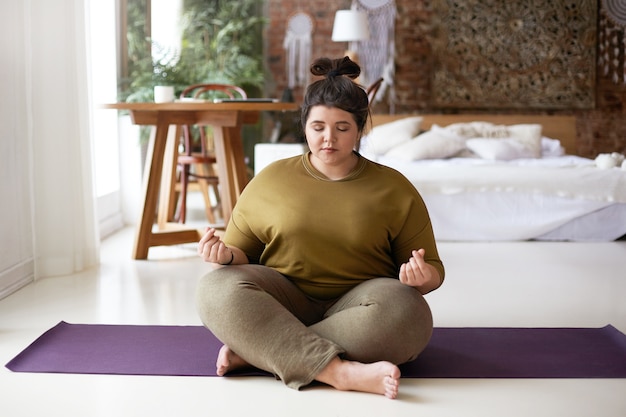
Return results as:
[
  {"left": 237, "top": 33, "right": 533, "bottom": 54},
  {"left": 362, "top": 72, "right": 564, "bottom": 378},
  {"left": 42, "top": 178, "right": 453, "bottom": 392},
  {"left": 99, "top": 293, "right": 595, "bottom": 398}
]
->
[{"left": 0, "top": 2, "right": 35, "bottom": 298}]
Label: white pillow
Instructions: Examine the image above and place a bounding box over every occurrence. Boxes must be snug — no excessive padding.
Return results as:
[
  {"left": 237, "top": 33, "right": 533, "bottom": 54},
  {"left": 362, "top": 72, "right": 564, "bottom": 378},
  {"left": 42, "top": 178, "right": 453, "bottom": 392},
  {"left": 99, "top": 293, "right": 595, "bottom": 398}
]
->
[
  {"left": 506, "top": 124, "right": 543, "bottom": 158},
  {"left": 462, "top": 123, "right": 543, "bottom": 160},
  {"left": 466, "top": 137, "right": 536, "bottom": 160},
  {"left": 385, "top": 125, "right": 466, "bottom": 160},
  {"left": 541, "top": 137, "right": 565, "bottom": 157},
  {"left": 361, "top": 116, "right": 423, "bottom": 155},
  {"left": 444, "top": 122, "right": 508, "bottom": 138}
]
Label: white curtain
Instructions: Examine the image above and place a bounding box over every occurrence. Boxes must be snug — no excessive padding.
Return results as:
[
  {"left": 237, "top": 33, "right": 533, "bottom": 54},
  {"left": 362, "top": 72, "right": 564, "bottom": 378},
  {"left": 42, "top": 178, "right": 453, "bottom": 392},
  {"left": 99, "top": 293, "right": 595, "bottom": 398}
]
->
[{"left": 26, "top": 0, "right": 99, "bottom": 277}]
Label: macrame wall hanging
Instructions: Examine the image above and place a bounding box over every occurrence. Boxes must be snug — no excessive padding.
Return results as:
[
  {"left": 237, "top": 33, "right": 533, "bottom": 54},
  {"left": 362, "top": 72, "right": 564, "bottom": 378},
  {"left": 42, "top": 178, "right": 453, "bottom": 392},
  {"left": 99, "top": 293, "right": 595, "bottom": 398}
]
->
[
  {"left": 599, "top": 0, "right": 626, "bottom": 85},
  {"left": 355, "top": 0, "right": 396, "bottom": 108},
  {"left": 283, "top": 12, "right": 314, "bottom": 89}
]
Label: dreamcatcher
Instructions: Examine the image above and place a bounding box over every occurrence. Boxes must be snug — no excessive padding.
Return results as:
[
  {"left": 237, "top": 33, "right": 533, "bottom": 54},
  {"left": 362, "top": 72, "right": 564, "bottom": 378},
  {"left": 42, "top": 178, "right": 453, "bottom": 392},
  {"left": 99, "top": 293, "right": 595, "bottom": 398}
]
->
[
  {"left": 599, "top": 0, "right": 626, "bottom": 84},
  {"left": 283, "top": 12, "right": 315, "bottom": 89},
  {"left": 355, "top": 0, "right": 396, "bottom": 108}
]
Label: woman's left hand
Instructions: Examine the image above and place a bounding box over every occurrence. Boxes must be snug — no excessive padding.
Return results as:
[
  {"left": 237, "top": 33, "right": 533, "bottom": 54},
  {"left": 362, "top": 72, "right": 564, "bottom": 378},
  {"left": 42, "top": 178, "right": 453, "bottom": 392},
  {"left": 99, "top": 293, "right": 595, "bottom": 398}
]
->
[{"left": 399, "top": 249, "right": 442, "bottom": 294}]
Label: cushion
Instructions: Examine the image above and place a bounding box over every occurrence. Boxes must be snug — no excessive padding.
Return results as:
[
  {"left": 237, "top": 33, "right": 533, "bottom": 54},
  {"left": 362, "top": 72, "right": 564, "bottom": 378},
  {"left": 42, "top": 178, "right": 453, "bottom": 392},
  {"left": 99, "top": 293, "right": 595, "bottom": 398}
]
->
[
  {"left": 450, "top": 122, "right": 543, "bottom": 160},
  {"left": 541, "top": 137, "right": 565, "bottom": 157},
  {"left": 444, "top": 122, "right": 509, "bottom": 138},
  {"left": 506, "top": 124, "right": 543, "bottom": 158},
  {"left": 467, "top": 138, "right": 536, "bottom": 160},
  {"left": 385, "top": 125, "right": 467, "bottom": 160},
  {"left": 361, "top": 116, "right": 423, "bottom": 155}
]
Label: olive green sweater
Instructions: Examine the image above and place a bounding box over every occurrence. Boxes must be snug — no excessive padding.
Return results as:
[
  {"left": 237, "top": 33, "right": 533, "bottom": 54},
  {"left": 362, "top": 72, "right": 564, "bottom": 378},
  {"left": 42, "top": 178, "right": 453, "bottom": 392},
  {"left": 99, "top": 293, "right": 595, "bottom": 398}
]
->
[{"left": 224, "top": 153, "right": 444, "bottom": 300}]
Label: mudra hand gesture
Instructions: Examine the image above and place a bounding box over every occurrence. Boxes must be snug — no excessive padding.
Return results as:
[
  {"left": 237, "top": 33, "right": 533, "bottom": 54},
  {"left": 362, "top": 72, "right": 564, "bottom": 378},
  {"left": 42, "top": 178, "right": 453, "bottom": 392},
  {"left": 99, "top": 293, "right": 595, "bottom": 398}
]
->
[
  {"left": 399, "top": 249, "right": 441, "bottom": 294},
  {"left": 198, "top": 227, "right": 235, "bottom": 265}
]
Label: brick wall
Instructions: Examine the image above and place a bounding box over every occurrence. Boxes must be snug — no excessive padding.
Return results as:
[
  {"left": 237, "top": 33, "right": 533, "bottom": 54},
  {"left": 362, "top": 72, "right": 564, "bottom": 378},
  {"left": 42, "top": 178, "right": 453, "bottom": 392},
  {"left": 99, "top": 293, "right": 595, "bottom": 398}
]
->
[
  {"left": 265, "top": 0, "right": 350, "bottom": 102},
  {"left": 264, "top": 0, "right": 626, "bottom": 158}
]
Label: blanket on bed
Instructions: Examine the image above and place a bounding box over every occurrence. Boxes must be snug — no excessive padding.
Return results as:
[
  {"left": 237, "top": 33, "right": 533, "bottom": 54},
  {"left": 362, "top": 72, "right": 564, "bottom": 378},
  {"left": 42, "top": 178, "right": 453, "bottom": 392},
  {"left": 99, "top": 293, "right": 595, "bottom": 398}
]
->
[{"left": 376, "top": 156, "right": 626, "bottom": 203}]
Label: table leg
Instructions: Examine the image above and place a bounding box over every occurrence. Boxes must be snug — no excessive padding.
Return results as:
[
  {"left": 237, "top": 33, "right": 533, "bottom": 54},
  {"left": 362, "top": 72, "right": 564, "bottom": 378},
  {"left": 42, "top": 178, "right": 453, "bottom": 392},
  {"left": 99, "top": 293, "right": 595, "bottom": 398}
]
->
[
  {"left": 132, "top": 122, "right": 203, "bottom": 259},
  {"left": 212, "top": 121, "right": 249, "bottom": 223},
  {"left": 158, "top": 124, "right": 181, "bottom": 228},
  {"left": 132, "top": 121, "right": 169, "bottom": 259},
  {"left": 212, "top": 126, "right": 235, "bottom": 223},
  {"left": 227, "top": 125, "right": 250, "bottom": 195}
]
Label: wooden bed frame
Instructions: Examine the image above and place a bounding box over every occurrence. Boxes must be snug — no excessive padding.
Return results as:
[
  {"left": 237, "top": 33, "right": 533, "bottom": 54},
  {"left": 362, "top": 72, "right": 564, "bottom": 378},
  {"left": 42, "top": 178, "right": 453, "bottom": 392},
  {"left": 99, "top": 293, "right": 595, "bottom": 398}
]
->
[{"left": 370, "top": 114, "right": 578, "bottom": 156}]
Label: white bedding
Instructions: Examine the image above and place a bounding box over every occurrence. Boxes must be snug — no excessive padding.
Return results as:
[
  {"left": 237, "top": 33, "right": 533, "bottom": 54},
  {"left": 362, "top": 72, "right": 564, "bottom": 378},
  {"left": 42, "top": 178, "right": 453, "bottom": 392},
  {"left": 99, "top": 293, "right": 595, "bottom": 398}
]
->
[
  {"left": 362, "top": 145, "right": 626, "bottom": 242},
  {"left": 422, "top": 192, "right": 626, "bottom": 241},
  {"left": 376, "top": 155, "right": 626, "bottom": 203}
]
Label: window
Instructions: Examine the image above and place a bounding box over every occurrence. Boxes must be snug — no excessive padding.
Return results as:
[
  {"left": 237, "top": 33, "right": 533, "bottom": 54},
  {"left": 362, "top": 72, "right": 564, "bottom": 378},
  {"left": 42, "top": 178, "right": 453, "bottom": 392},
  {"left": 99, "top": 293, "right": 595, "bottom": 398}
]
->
[{"left": 89, "top": 0, "right": 122, "bottom": 238}]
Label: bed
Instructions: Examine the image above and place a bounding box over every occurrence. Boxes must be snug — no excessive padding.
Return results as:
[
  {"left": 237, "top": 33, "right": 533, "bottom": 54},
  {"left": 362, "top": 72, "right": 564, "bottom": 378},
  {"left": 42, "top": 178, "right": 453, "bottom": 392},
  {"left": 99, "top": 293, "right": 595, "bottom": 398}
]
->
[{"left": 360, "top": 114, "right": 626, "bottom": 242}]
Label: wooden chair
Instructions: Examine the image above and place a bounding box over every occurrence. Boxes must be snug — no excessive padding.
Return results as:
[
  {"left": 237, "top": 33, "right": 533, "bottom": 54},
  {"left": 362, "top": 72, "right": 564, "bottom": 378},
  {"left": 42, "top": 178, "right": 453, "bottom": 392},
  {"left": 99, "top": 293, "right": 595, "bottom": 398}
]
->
[
  {"left": 175, "top": 83, "right": 247, "bottom": 224},
  {"left": 358, "top": 77, "right": 384, "bottom": 152},
  {"left": 366, "top": 77, "right": 384, "bottom": 104}
]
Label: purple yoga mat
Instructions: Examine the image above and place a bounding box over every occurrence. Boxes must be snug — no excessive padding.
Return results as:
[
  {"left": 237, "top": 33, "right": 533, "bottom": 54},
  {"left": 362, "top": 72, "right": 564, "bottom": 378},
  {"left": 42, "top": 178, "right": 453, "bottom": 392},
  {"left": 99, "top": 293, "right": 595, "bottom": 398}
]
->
[{"left": 6, "top": 321, "right": 626, "bottom": 378}]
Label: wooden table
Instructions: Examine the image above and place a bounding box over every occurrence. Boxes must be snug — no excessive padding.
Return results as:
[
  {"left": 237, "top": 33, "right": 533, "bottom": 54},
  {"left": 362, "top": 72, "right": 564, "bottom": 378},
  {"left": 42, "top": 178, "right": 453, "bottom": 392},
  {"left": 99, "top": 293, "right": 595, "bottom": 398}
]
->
[{"left": 101, "top": 101, "right": 300, "bottom": 259}]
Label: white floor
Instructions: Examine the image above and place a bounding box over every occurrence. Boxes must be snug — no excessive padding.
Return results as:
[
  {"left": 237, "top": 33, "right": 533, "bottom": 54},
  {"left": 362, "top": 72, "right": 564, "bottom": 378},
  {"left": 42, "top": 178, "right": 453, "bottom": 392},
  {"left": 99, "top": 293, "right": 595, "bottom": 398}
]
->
[{"left": 1, "top": 223, "right": 625, "bottom": 416}]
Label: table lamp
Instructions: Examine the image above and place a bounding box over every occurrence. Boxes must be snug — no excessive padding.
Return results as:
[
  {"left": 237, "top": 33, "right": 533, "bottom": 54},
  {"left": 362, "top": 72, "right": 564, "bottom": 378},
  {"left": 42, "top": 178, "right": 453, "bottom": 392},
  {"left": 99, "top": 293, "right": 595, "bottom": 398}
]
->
[{"left": 331, "top": 8, "right": 370, "bottom": 64}]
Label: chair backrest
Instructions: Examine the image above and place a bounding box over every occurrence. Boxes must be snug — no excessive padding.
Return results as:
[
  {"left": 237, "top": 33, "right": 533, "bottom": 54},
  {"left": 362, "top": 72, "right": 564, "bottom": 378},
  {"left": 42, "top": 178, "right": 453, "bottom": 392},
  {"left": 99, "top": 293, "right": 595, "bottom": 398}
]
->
[
  {"left": 178, "top": 84, "right": 248, "bottom": 156},
  {"left": 366, "top": 77, "right": 384, "bottom": 103},
  {"left": 356, "top": 78, "right": 384, "bottom": 153},
  {"left": 180, "top": 83, "right": 247, "bottom": 101}
]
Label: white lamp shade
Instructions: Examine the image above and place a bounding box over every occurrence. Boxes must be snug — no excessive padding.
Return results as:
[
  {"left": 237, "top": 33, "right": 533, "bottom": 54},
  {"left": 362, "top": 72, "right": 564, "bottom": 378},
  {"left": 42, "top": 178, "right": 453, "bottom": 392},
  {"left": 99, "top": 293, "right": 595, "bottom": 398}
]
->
[{"left": 331, "top": 10, "right": 370, "bottom": 42}]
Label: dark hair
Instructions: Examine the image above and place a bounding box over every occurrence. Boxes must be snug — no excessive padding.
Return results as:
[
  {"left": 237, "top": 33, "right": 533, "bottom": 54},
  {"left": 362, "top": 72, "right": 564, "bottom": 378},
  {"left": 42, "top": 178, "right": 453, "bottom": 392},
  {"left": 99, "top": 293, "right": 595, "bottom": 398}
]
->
[{"left": 301, "top": 56, "right": 370, "bottom": 134}]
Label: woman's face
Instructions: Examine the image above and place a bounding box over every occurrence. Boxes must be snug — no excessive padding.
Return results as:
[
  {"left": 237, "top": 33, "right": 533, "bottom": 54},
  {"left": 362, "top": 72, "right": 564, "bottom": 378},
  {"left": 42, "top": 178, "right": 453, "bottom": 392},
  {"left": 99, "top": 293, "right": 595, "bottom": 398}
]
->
[{"left": 305, "top": 105, "right": 360, "bottom": 173}]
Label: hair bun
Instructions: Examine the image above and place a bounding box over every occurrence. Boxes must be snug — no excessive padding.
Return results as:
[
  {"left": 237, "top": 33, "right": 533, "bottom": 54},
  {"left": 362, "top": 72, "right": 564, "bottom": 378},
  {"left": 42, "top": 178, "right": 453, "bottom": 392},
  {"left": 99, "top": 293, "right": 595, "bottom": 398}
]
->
[
  {"left": 310, "top": 56, "right": 361, "bottom": 80},
  {"left": 310, "top": 58, "right": 333, "bottom": 77}
]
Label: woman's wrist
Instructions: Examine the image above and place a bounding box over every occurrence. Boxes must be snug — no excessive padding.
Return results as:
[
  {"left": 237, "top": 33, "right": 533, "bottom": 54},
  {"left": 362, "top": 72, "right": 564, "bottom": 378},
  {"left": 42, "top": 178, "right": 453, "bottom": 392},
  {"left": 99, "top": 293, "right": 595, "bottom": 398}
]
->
[{"left": 222, "top": 249, "right": 234, "bottom": 265}]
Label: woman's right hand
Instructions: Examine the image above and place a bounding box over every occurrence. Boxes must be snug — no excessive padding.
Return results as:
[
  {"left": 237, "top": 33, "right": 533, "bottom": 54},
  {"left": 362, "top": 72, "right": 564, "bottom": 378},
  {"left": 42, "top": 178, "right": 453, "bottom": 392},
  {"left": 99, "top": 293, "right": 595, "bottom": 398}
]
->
[{"left": 198, "top": 227, "right": 233, "bottom": 265}]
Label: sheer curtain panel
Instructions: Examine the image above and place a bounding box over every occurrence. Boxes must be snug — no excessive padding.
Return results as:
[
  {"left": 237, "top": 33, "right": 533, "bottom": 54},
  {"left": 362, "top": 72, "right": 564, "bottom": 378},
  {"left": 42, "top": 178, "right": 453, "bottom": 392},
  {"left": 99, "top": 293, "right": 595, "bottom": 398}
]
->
[
  {"left": 0, "top": 0, "right": 99, "bottom": 291},
  {"left": 29, "top": 0, "right": 99, "bottom": 276}
]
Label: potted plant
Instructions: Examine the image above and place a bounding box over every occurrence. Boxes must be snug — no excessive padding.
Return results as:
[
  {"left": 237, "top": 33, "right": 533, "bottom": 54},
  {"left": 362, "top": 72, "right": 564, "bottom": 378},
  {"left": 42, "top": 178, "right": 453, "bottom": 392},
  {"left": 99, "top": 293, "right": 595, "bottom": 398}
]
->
[
  {"left": 118, "top": 0, "right": 267, "bottom": 168},
  {"left": 120, "top": 0, "right": 266, "bottom": 104}
]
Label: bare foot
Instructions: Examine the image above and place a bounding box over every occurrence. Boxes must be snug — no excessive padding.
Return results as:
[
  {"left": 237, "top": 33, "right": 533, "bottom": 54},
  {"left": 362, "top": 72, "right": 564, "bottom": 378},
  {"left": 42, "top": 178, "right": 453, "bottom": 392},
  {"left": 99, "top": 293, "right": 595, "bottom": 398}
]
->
[
  {"left": 216, "top": 345, "right": 250, "bottom": 376},
  {"left": 315, "top": 357, "right": 401, "bottom": 399}
]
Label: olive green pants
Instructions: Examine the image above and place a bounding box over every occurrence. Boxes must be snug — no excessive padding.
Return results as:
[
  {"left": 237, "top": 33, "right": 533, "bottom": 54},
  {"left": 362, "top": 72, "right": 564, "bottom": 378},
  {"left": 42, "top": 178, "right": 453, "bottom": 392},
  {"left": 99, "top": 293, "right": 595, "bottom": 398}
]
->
[{"left": 196, "top": 264, "right": 433, "bottom": 390}]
